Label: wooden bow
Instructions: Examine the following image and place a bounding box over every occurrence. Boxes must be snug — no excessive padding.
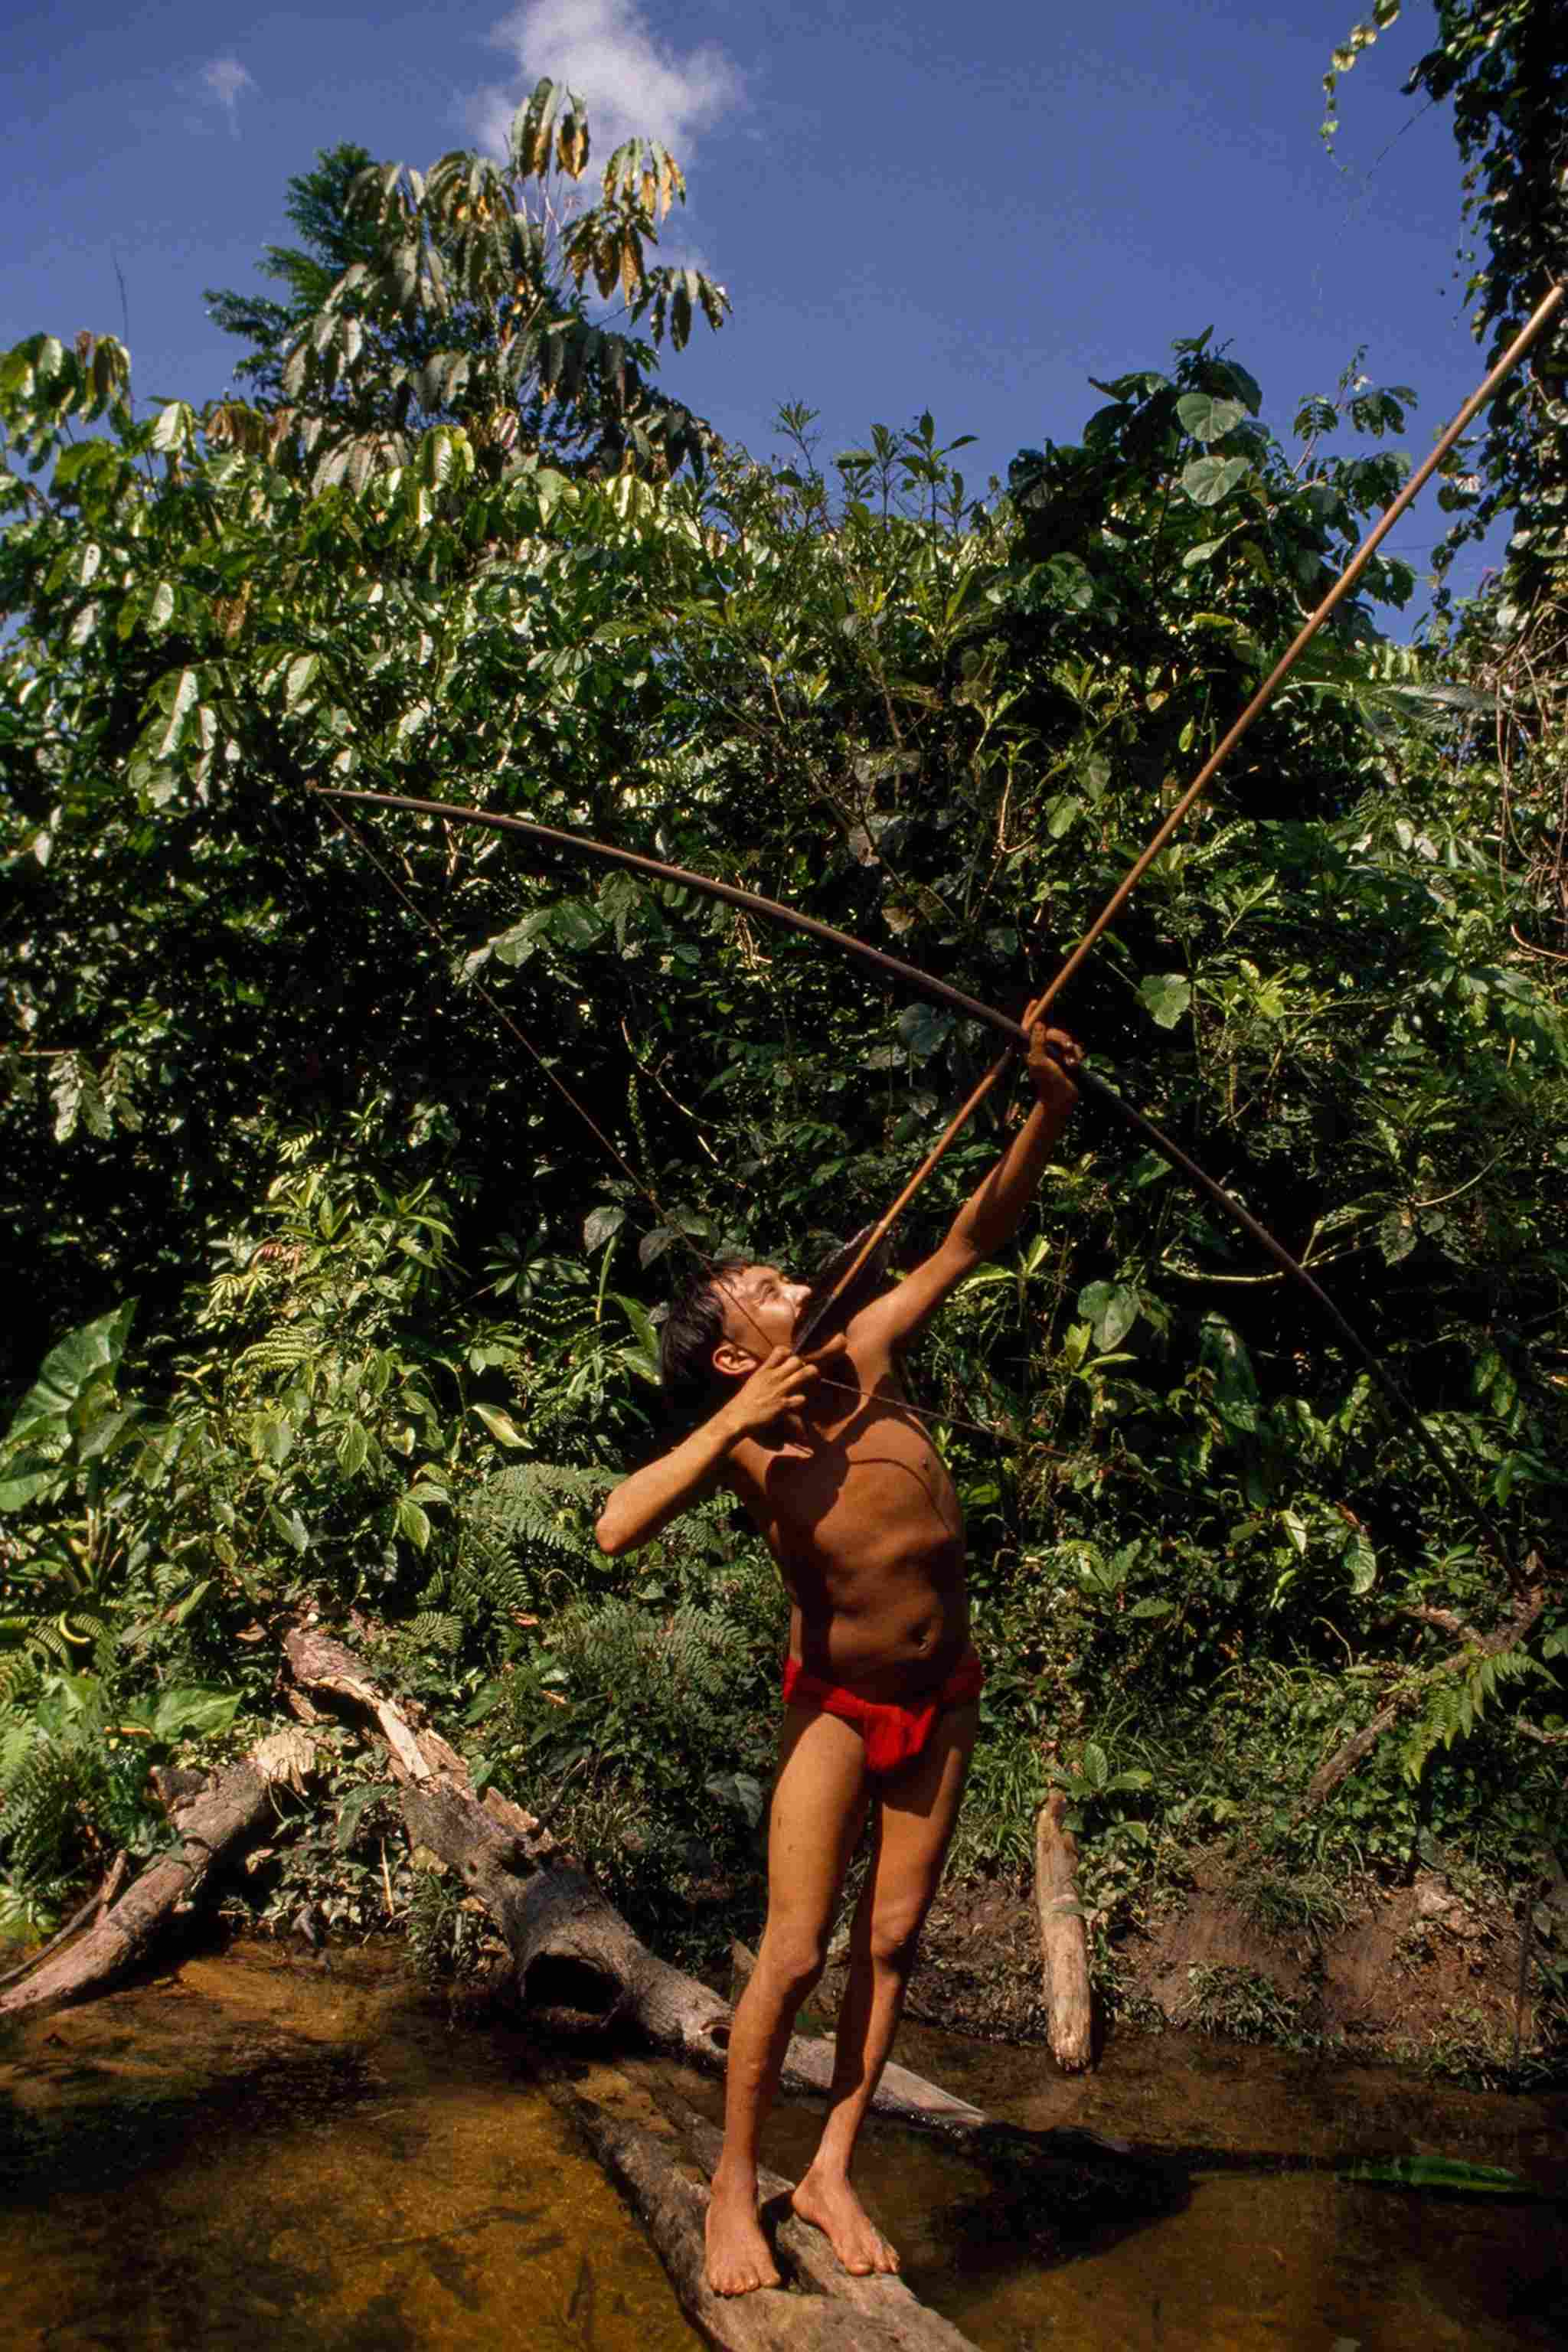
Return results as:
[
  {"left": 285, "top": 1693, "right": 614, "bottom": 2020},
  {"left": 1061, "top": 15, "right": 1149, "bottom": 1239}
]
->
[{"left": 314, "top": 781, "right": 1507, "bottom": 1551}]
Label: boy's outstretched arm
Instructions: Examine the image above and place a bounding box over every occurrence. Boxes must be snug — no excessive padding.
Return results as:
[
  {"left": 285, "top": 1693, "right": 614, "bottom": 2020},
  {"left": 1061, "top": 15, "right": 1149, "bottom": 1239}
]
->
[
  {"left": 847, "top": 1024, "right": 1082, "bottom": 1355},
  {"left": 595, "top": 1341, "right": 840, "bottom": 1555}
]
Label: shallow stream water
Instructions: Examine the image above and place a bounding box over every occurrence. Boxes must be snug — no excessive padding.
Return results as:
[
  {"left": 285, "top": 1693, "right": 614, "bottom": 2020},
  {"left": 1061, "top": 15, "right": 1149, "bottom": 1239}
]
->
[{"left": 2, "top": 1942, "right": 1563, "bottom": 2350}]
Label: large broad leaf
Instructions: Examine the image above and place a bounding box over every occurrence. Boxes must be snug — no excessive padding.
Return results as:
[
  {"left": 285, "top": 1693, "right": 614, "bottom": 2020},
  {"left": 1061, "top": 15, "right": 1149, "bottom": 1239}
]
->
[
  {"left": 1139, "top": 973, "right": 1191, "bottom": 1030},
  {"left": 547, "top": 899, "right": 604, "bottom": 952},
  {"left": 395, "top": 1494, "right": 432, "bottom": 1550},
  {"left": 0, "top": 1468, "right": 57, "bottom": 1512},
  {"left": 7, "top": 1303, "right": 136, "bottom": 1442},
  {"left": 1181, "top": 454, "right": 1250, "bottom": 508},
  {"left": 1177, "top": 393, "right": 1245, "bottom": 443}
]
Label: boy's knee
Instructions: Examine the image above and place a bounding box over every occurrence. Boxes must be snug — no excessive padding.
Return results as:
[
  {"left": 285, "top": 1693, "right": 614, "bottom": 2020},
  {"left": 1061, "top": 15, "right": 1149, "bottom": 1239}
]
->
[
  {"left": 758, "top": 1921, "right": 828, "bottom": 1997},
  {"left": 867, "top": 1899, "right": 926, "bottom": 1973}
]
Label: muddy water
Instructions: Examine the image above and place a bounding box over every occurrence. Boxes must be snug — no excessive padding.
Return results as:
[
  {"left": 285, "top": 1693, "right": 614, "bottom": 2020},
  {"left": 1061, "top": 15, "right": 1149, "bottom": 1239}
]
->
[{"left": 2, "top": 1944, "right": 1564, "bottom": 2351}]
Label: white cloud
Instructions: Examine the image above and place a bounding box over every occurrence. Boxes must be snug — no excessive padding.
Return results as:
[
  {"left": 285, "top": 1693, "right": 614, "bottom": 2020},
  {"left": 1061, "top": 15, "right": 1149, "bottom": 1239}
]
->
[
  {"left": 469, "top": 1, "right": 743, "bottom": 167},
  {"left": 201, "top": 57, "right": 256, "bottom": 137}
]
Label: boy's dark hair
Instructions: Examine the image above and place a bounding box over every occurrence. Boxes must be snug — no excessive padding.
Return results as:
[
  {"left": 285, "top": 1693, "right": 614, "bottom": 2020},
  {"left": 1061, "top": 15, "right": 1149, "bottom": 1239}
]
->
[{"left": 660, "top": 1258, "right": 750, "bottom": 1423}]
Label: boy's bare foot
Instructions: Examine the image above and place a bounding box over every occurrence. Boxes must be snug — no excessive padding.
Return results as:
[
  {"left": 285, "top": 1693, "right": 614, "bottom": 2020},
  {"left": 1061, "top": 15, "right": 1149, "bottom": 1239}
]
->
[
  {"left": 704, "top": 2180, "right": 781, "bottom": 2296},
  {"left": 790, "top": 2166, "right": 900, "bottom": 2276}
]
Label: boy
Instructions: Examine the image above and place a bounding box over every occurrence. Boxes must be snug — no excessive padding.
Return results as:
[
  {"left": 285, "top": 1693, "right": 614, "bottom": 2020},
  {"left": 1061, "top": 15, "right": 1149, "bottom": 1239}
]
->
[{"left": 595, "top": 1022, "right": 1082, "bottom": 2296}]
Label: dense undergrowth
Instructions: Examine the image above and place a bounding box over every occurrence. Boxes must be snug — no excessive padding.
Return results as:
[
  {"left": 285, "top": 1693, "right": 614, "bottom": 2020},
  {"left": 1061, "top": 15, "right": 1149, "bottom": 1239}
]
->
[{"left": 3, "top": 26, "right": 1567, "bottom": 2076}]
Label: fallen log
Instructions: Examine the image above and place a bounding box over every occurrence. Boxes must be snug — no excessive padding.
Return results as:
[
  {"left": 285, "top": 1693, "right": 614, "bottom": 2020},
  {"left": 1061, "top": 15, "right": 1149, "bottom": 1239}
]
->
[
  {"left": 285, "top": 1623, "right": 988, "bottom": 2135},
  {"left": 576, "top": 2094, "right": 982, "bottom": 2352},
  {"left": 0, "top": 1852, "right": 129, "bottom": 1994},
  {"left": 0, "top": 1728, "right": 315, "bottom": 2021},
  {"left": 679, "top": 2110, "right": 978, "bottom": 2349},
  {"left": 1034, "top": 1793, "right": 1093, "bottom": 2073}
]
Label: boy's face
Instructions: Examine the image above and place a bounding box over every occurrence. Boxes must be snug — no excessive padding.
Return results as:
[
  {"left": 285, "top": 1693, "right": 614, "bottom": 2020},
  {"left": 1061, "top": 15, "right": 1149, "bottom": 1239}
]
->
[{"left": 714, "top": 1263, "right": 811, "bottom": 1367}]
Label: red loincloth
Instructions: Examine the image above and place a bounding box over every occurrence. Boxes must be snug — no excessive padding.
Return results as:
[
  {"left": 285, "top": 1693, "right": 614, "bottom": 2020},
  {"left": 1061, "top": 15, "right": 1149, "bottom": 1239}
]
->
[{"left": 780, "top": 1647, "right": 985, "bottom": 1777}]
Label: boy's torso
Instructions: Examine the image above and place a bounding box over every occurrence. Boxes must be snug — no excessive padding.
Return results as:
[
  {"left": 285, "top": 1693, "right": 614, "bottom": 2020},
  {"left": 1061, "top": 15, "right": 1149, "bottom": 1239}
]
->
[{"left": 723, "top": 1335, "right": 969, "bottom": 1701}]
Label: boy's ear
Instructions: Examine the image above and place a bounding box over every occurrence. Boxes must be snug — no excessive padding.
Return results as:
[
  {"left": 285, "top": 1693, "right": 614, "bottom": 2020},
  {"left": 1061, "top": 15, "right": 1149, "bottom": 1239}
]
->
[{"left": 712, "top": 1339, "right": 754, "bottom": 1380}]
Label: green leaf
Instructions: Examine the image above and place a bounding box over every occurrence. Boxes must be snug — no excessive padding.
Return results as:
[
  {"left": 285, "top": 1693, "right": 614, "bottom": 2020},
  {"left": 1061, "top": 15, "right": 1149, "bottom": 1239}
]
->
[
  {"left": 149, "top": 401, "right": 191, "bottom": 452},
  {"left": 1076, "top": 1280, "right": 1140, "bottom": 1351},
  {"left": 1177, "top": 393, "right": 1245, "bottom": 443},
  {"left": 705, "top": 1770, "right": 764, "bottom": 1828},
  {"left": 8, "top": 1304, "right": 136, "bottom": 1441},
  {"left": 396, "top": 1494, "right": 433, "bottom": 1551},
  {"left": 583, "top": 1205, "right": 626, "bottom": 1250},
  {"left": 1344, "top": 1527, "right": 1377, "bottom": 1594},
  {"left": 1128, "top": 1596, "right": 1174, "bottom": 1619},
  {"left": 547, "top": 899, "right": 603, "bottom": 951},
  {"left": 1080, "top": 1741, "right": 1109, "bottom": 1790},
  {"left": 1181, "top": 455, "right": 1250, "bottom": 508},
  {"left": 284, "top": 652, "right": 319, "bottom": 711},
  {"left": 1139, "top": 973, "right": 1191, "bottom": 1030},
  {"left": 270, "top": 1506, "right": 310, "bottom": 1553},
  {"left": 0, "top": 1470, "right": 57, "bottom": 1512},
  {"left": 249, "top": 1413, "right": 295, "bottom": 1466},
  {"left": 473, "top": 1402, "right": 527, "bottom": 1448},
  {"left": 335, "top": 1779, "right": 395, "bottom": 1849},
  {"left": 149, "top": 1685, "right": 242, "bottom": 1742},
  {"left": 896, "top": 1004, "right": 952, "bottom": 1058},
  {"left": 1340, "top": 2155, "right": 1534, "bottom": 2197},
  {"left": 1379, "top": 1209, "right": 1418, "bottom": 1266},
  {"left": 152, "top": 667, "right": 200, "bottom": 760},
  {"left": 336, "top": 1420, "right": 371, "bottom": 1477}
]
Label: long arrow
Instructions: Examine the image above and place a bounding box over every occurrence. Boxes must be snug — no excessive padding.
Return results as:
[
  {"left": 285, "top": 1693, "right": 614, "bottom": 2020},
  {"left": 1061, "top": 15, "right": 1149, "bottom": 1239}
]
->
[
  {"left": 804, "top": 281, "right": 1568, "bottom": 1363},
  {"left": 313, "top": 782, "right": 1506, "bottom": 1551}
]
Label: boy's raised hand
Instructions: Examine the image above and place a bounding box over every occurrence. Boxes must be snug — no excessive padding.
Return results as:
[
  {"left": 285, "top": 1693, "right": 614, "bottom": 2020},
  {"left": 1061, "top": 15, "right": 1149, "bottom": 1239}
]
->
[{"left": 1027, "top": 1023, "right": 1083, "bottom": 1116}]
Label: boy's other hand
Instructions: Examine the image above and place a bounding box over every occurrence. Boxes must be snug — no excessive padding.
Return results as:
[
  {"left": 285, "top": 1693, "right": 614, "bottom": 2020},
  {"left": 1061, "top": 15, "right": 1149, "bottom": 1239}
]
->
[
  {"left": 1027, "top": 1024, "right": 1082, "bottom": 1114},
  {"left": 718, "top": 1335, "right": 848, "bottom": 1455}
]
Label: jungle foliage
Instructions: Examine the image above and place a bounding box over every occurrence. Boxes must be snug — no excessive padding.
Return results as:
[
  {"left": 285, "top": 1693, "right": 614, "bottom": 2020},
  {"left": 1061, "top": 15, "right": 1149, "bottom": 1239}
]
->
[{"left": 2, "top": 48, "right": 1565, "bottom": 2058}]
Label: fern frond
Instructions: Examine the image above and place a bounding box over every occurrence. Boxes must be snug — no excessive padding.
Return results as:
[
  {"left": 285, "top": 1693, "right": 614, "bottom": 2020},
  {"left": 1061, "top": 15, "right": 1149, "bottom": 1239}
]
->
[
  {"left": 404, "top": 1610, "right": 462, "bottom": 1655},
  {"left": 237, "top": 1331, "right": 318, "bottom": 1376}
]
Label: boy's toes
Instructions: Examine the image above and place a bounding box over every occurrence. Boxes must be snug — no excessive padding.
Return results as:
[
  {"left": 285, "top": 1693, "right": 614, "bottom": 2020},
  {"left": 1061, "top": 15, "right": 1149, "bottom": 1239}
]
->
[
  {"left": 704, "top": 2196, "right": 781, "bottom": 2297},
  {"left": 791, "top": 2170, "right": 900, "bottom": 2276}
]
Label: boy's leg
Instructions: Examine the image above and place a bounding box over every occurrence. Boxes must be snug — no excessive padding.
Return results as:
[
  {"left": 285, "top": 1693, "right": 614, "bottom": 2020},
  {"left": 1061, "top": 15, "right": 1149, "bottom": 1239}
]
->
[
  {"left": 705, "top": 1701, "right": 870, "bottom": 2296},
  {"left": 791, "top": 1699, "right": 978, "bottom": 2275}
]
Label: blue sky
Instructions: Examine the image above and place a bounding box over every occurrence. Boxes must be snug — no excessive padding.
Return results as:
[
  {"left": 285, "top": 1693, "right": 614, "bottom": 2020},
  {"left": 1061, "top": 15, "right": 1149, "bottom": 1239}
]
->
[{"left": 5, "top": 2, "right": 1500, "bottom": 610}]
